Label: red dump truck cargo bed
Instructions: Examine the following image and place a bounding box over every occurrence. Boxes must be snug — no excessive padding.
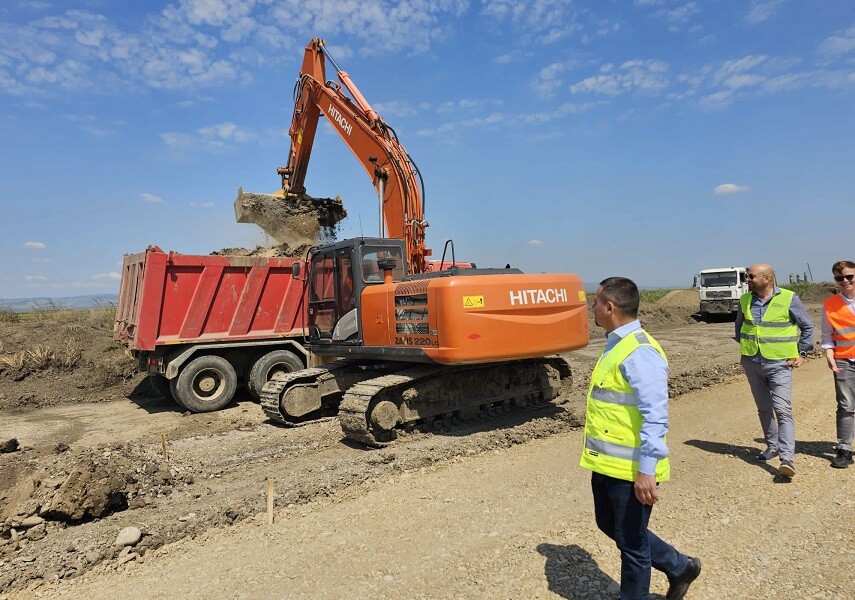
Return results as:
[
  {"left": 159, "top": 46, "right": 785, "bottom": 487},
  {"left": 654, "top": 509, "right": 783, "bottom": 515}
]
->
[{"left": 114, "top": 246, "right": 307, "bottom": 352}]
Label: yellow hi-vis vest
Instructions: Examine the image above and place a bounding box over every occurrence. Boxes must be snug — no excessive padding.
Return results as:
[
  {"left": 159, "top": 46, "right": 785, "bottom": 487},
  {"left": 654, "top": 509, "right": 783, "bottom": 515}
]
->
[
  {"left": 579, "top": 328, "right": 670, "bottom": 483},
  {"left": 739, "top": 289, "right": 799, "bottom": 360}
]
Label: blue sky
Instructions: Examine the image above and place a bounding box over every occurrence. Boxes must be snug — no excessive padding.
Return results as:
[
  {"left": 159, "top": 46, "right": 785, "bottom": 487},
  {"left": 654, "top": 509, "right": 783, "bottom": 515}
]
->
[{"left": 1, "top": 0, "right": 853, "bottom": 300}]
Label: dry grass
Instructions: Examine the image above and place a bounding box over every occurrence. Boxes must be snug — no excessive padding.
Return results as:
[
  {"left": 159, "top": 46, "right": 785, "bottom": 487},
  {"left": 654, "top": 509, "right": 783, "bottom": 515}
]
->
[
  {"left": 0, "top": 301, "right": 19, "bottom": 323},
  {"left": 62, "top": 338, "right": 84, "bottom": 369},
  {"left": 25, "top": 344, "right": 55, "bottom": 369},
  {"left": 0, "top": 350, "right": 26, "bottom": 371},
  {"left": 0, "top": 339, "right": 84, "bottom": 373}
]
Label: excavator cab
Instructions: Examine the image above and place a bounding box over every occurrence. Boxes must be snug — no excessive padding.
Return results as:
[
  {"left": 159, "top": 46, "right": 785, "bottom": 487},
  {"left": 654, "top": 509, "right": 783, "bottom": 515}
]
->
[{"left": 306, "top": 238, "right": 406, "bottom": 345}]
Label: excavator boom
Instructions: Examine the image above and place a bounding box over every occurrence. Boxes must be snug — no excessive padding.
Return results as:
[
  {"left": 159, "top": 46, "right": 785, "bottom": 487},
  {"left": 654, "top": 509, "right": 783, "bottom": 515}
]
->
[{"left": 238, "top": 38, "right": 429, "bottom": 274}]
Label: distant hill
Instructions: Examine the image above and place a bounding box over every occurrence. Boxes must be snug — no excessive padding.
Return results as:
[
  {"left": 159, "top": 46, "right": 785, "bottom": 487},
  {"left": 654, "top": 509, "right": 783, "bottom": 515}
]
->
[{"left": 0, "top": 294, "right": 118, "bottom": 313}]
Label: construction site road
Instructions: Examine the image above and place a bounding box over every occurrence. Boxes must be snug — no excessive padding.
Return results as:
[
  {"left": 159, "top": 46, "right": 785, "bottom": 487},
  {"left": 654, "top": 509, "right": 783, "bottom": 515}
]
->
[{"left": 3, "top": 314, "right": 853, "bottom": 599}]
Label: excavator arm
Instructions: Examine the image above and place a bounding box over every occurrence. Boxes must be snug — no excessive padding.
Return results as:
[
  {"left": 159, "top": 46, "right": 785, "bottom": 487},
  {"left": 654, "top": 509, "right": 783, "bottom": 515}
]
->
[{"left": 278, "top": 38, "right": 430, "bottom": 274}]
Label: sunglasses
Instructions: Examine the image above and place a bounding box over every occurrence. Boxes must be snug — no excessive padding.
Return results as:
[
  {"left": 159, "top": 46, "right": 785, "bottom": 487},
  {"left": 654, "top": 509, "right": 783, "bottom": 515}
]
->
[
  {"left": 746, "top": 274, "right": 761, "bottom": 279},
  {"left": 834, "top": 274, "right": 855, "bottom": 283}
]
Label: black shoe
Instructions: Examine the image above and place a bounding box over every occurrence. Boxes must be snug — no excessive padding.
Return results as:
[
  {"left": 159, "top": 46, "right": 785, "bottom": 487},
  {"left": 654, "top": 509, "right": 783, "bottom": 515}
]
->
[
  {"left": 831, "top": 448, "right": 853, "bottom": 469},
  {"left": 779, "top": 461, "right": 796, "bottom": 478},
  {"left": 667, "top": 556, "right": 701, "bottom": 600}
]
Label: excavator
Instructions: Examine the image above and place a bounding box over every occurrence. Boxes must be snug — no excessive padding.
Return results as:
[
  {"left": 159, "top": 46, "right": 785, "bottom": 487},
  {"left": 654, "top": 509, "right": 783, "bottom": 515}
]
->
[{"left": 236, "top": 38, "right": 589, "bottom": 446}]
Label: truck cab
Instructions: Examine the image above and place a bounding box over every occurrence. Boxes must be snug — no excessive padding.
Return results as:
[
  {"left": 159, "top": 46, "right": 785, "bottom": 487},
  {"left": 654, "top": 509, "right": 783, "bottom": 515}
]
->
[{"left": 696, "top": 266, "right": 748, "bottom": 316}]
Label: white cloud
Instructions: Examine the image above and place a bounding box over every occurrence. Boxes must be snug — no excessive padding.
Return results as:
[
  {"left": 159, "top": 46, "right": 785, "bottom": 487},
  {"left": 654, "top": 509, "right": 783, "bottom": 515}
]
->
[
  {"left": 415, "top": 110, "right": 505, "bottom": 138},
  {"left": 436, "top": 98, "right": 493, "bottom": 114},
  {"left": 712, "top": 55, "right": 768, "bottom": 86},
  {"left": 140, "top": 193, "right": 163, "bottom": 203},
  {"left": 819, "top": 26, "right": 855, "bottom": 57},
  {"left": 374, "top": 100, "right": 422, "bottom": 118},
  {"left": 713, "top": 183, "right": 750, "bottom": 195},
  {"left": 745, "top": 0, "right": 785, "bottom": 25},
  {"left": 81, "top": 125, "right": 115, "bottom": 137},
  {"left": 93, "top": 272, "right": 121, "bottom": 280},
  {"left": 571, "top": 59, "right": 669, "bottom": 96},
  {"left": 528, "top": 240, "right": 543, "bottom": 247},
  {"left": 25, "top": 275, "right": 48, "bottom": 281},
  {"left": 24, "top": 241, "right": 46, "bottom": 249},
  {"left": 521, "top": 101, "right": 595, "bottom": 124},
  {"left": 698, "top": 90, "right": 734, "bottom": 111},
  {"left": 481, "top": 0, "right": 580, "bottom": 36},
  {"left": 532, "top": 61, "right": 575, "bottom": 98},
  {"left": 162, "top": 122, "right": 254, "bottom": 152},
  {"left": 661, "top": 2, "right": 702, "bottom": 26}
]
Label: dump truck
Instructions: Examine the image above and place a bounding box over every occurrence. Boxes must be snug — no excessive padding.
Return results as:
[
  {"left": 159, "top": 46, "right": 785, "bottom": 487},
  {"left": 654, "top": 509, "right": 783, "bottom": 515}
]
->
[
  {"left": 113, "top": 246, "right": 311, "bottom": 412},
  {"left": 113, "top": 245, "right": 472, "bottom": 412},
  {"left": 696, "top": 266, "right": 748, "bottom": 316}
]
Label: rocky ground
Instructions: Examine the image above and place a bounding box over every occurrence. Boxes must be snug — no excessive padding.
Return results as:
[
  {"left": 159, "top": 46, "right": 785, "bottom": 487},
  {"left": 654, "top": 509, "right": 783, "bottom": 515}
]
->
[{"left": 1, "top": 289, "right": 850, "bottom": 599}]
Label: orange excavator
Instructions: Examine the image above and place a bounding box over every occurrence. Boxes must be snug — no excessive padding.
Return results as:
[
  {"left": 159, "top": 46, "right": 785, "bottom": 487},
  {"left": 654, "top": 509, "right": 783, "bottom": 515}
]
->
[{"left": 239, "top": 39, "right": 589, "bottom": 445}]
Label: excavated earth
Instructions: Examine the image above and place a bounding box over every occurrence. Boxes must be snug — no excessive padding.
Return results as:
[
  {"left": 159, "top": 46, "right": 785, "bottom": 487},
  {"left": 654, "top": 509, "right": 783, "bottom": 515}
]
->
[
  {"left": 232, "top": 189, "right": 347, "bottom": 251},
  {"left": 0, "top": 289, "right": 849, "bottom": 599}
]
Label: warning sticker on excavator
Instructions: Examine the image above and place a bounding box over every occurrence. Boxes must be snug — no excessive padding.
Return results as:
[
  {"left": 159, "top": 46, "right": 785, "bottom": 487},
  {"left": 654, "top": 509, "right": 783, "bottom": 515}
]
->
[
  {"left": 578, "top": 291, "right": 586, "bottom": 301},
  {"left": 463, "top": 295, "right": 485, "bottom": 309}
]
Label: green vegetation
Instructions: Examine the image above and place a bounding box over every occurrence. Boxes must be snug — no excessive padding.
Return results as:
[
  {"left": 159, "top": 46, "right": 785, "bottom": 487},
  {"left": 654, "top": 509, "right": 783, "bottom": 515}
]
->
[
  {"left": 639, "top": 289, "right": 673, "bottom": 303},
  {"left": 781, "top": 282, "right": 836, "bottom": 303}
]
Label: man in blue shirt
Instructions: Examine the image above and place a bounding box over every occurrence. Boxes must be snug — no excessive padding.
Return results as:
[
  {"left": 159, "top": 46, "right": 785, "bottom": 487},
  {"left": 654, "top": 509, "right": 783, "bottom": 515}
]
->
[
  {"left": 581, "top": 277, "right": 700, "bottom": 600},
  {"left": 734, "top": 263, "right": 814, "bottom": 478}
]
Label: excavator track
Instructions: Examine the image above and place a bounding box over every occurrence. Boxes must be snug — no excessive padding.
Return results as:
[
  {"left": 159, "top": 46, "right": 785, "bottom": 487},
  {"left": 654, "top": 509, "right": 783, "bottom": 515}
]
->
[
  {"left": 260, "top": 361, "right": 397, "bottom": 426},
  {"left": 339, "top": 357, "right": 571, "bottom": 447},
  {"left": 260, "top": 367, "right": 332, "bottom": 425}
]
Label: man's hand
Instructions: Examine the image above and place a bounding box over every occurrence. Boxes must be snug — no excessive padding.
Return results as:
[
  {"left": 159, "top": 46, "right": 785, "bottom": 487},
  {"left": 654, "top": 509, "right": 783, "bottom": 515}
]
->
[
  {"left": 786, "top": 357, "right": 805, "bottom": 369},
  {"left": 826, "top": 350, "right": 841, "bottom": 373},
  {"left": 634, "top": 473, "right": 658, "bottom": 506}
]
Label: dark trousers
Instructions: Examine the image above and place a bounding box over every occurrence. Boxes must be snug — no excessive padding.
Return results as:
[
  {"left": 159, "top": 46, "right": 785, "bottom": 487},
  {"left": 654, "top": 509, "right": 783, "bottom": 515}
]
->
[{"left": 591, "top": 472, "right": 687, "bottom": 600}]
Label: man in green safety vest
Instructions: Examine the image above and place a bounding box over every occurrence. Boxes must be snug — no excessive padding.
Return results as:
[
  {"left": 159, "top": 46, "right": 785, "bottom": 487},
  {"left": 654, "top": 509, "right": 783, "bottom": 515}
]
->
[
  {"left": 735, "top": 263, "right": 814, "bottom": 479},
  {"left": 581, "top": 277, "right": 701, "bottom": 600}
]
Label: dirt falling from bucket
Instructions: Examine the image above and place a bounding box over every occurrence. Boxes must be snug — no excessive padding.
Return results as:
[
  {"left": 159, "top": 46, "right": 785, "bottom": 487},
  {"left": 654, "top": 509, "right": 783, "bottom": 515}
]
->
[{"left": 231, "top": 189, "right": 348, "bottom": 257}]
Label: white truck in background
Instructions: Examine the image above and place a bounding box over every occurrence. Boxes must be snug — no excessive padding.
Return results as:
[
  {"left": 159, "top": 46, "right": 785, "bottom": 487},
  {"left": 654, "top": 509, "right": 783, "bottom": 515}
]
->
[{"left": 695, "top": 266, "right": 748, "bottom": 317}]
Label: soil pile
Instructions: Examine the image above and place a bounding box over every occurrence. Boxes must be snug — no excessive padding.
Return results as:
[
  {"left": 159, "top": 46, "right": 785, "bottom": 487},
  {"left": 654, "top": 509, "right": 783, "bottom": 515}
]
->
[
  {"left": 233, "top": 188, "right": 347, "bottom": 250},
  {"left": 0, "top": 310, "right": 137, "bottom": 412}
]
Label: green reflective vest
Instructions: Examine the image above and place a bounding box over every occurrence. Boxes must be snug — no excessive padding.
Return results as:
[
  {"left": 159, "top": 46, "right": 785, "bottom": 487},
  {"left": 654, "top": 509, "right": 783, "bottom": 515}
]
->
[
  {"left": 579, "top": 328, "right": 671, "bottom": 483},
  {"left": 739, "top": 289, "right": 799, "bottom": 360}
]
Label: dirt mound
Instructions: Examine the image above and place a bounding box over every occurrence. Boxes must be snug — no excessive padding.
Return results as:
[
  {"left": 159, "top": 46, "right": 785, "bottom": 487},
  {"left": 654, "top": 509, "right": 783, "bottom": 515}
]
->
[
  {"left": 210, "top": 244, "right": 312, "bottom": 259},
  {"left": 0, "top": 311, "right": 138, "bottom": 412},
  {"left": 656, "top": 289, "right": 698, "bottom": 308},
  {"left": 638, "top": 304, "right": 698, "bottom": 330}
]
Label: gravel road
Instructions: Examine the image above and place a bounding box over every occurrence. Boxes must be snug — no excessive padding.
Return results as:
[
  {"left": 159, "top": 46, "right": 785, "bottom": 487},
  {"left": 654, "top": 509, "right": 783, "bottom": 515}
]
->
[{"left": 11, "top": 357, "right": 853, "bottom": 600}]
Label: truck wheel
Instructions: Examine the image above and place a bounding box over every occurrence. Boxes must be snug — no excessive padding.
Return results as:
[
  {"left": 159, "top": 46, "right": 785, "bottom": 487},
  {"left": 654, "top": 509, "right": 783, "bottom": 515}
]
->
[
  {"left": 247, "top": 350, "right": 304, "bottom": 398},
  {"left": 170, "top": 355, "right": 238, "bottom": 413}
]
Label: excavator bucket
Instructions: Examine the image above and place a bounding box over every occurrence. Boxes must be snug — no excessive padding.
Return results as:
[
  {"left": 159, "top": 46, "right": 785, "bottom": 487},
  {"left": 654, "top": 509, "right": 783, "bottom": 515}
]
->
[{"left": 233, "top": 187, "right": 347, "bottom": 245}]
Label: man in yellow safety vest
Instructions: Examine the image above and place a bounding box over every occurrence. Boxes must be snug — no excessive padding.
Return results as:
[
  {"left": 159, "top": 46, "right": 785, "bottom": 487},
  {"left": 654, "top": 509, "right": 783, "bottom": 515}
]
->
[
  {"left": 735, "top": 263, "right": 814, "bottom": 479},
  {"left": 581, "top": 277, "right": 701, "bottom": 600}
]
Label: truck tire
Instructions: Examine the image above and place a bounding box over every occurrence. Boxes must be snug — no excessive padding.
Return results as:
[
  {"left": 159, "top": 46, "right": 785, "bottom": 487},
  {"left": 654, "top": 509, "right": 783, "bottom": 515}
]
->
[
  {"left": 247, "top": 350, "right": 304, "bottom": 398},
  {"left": 170, "top": 355, "right": 238, "bottom": 413}
]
